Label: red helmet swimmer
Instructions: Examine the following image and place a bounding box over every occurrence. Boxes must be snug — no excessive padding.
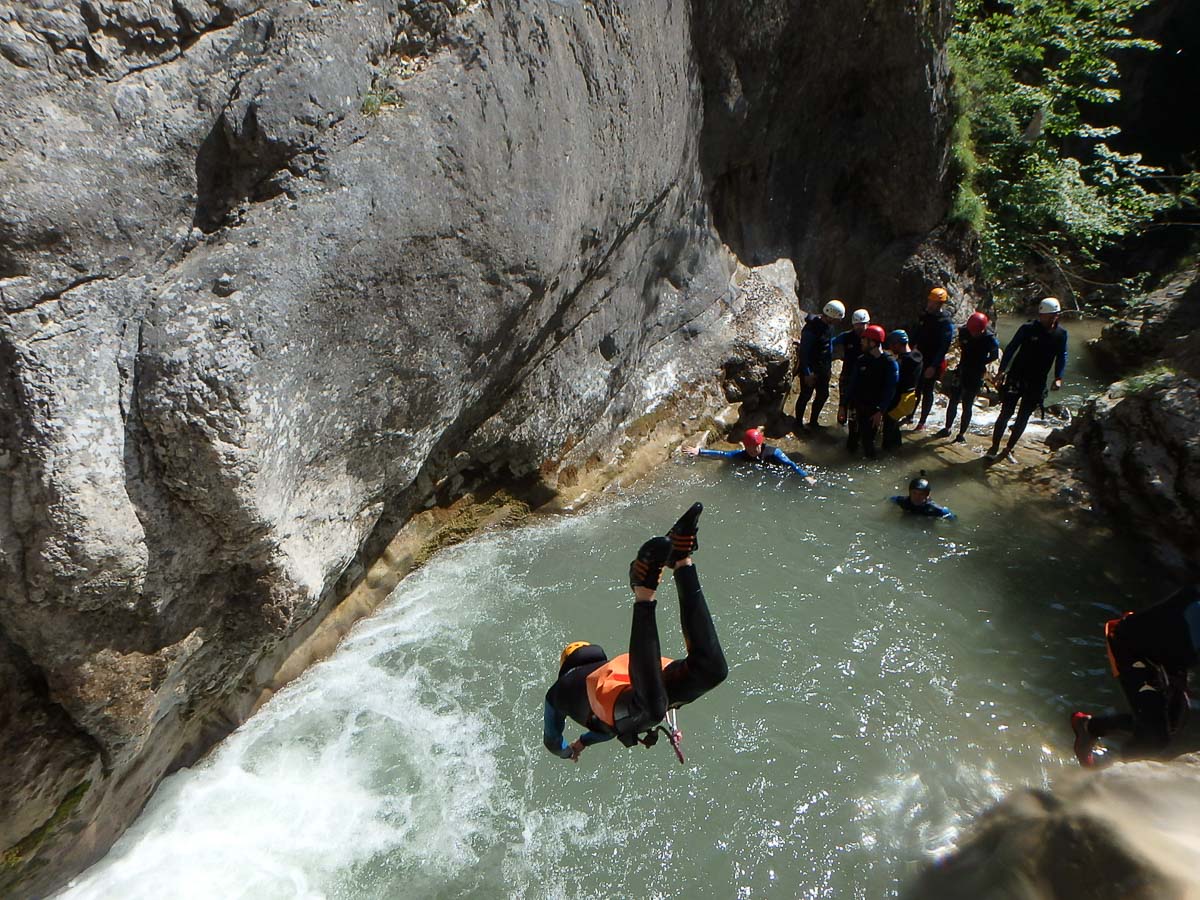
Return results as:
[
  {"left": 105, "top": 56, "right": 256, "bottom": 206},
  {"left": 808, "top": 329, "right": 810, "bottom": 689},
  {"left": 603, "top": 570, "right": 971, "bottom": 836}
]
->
[{"left": 742, "top": 428, "right": 765, "bottom": 448}]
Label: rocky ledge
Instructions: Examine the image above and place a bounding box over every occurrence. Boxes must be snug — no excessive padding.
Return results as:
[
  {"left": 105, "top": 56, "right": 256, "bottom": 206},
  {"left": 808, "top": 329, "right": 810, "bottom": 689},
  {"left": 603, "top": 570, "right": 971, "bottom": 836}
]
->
[{"left": 907, "top": 753, "right": 1200, "bottom": 900}]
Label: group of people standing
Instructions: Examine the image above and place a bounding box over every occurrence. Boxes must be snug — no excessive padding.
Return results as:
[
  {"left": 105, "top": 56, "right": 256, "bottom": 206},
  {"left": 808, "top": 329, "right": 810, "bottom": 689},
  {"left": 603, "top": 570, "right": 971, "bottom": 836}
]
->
[{"left": 793, "top": 286, "right": 1069, "bottom": 464}]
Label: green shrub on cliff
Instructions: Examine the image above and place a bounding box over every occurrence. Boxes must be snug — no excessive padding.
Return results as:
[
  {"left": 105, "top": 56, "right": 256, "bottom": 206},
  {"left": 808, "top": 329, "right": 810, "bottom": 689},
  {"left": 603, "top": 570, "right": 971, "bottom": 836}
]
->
[{"left": 950, "top": 0, "right": 1171, "bottom": 285}]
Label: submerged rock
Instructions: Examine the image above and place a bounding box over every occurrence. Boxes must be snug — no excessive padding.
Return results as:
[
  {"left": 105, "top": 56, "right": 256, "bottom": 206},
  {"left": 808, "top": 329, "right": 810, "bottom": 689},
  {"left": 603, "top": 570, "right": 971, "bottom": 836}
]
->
[{"left": 906, "top": 755, "right": 1200, "bottom": 900}]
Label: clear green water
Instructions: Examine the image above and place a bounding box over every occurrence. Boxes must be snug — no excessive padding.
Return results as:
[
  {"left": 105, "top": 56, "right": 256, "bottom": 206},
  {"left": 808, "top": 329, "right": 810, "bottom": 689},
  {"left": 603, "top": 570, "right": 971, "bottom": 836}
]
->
[{"left": 61, "top": 454, "right": 1137, "bottom": 899}]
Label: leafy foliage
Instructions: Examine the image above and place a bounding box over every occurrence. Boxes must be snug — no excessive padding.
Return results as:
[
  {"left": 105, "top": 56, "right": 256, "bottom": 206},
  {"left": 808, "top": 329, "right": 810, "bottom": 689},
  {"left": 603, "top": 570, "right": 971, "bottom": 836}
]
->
[{"left": 950, "top": 0, "right": 1171, "bottom": 284}]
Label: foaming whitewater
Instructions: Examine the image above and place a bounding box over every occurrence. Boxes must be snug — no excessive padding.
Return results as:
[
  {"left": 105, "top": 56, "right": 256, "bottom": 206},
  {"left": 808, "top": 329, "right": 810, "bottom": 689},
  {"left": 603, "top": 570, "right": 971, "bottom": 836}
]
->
[
  {"left": 62, "top": 547, "right": 519, "bottom": 900},
  {"left": 62, "top": 457, "right": 1134, "bottom": 899}
]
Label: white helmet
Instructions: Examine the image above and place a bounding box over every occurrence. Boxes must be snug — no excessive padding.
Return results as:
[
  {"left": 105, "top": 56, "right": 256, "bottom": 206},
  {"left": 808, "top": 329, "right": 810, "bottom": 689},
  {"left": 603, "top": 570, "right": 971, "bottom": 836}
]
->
[
  {"left": 1038, "top": 297, "right": 1062, "bottom": 315},
  {"left": 823, "top": 299, "right": 846, "bottom": 320},
  {"left": 851, "top": 308, "right": 871, "bottom": 325}
]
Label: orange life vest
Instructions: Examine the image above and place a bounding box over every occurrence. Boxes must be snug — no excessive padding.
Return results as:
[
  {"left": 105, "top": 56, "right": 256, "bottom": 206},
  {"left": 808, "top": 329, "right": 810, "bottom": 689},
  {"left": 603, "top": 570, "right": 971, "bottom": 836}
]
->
[{"left": 585, "top": 652, "right": 674, "bottom": 726}]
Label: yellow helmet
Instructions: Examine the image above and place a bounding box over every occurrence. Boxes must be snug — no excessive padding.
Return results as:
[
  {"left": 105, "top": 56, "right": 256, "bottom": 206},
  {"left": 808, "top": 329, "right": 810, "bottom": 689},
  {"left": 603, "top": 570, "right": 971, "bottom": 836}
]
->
[{"left": 560, "top": 641, "right": 591, "bottom": 668}]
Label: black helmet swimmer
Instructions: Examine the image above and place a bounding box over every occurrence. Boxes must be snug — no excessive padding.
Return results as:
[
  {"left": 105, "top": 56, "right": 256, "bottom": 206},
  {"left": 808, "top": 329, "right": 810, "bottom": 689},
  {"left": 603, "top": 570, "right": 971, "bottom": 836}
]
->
[{"left": 909, "top": 471, "right": 931, "bottom": 495}]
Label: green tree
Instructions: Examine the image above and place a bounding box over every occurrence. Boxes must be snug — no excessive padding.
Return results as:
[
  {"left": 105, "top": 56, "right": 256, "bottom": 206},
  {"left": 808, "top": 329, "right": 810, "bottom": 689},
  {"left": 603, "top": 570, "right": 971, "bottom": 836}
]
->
[{"left": 950, "top": 0, "right": 1170, "bottom": 291}]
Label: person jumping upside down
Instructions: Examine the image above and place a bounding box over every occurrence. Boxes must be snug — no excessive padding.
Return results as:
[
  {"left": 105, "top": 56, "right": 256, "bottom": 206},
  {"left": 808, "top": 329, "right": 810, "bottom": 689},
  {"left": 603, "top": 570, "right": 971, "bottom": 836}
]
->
[{"left": 543, "top": 503, "right": 729, "bottom": 762}]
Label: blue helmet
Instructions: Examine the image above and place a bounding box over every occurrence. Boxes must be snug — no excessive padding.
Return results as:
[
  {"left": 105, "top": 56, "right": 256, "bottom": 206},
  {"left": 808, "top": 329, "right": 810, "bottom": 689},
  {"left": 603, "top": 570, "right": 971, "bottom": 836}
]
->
[{"left": 887, "top": 329, "right": 909, "bottom": 346}]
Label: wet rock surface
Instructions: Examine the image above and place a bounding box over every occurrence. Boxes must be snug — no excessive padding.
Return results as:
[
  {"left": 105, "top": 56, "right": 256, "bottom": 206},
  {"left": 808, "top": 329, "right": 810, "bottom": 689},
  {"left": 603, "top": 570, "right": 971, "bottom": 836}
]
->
[
  {"left": 1089, "top": 261, "right": 1200, "bottom": 378},
  {"left": 906, "top": 754, "right": 1200, "bottom": 900},
  {"left": 0, "top": 0, "right": 960, "bottom": 892},
  {"left": 1048, "top": 375, "right": 1200, "bottom": 582}
]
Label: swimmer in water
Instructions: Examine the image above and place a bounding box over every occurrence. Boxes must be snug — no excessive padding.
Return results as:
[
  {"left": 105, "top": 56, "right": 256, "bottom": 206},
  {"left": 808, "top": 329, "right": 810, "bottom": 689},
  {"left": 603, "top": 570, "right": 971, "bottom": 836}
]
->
[
  {"left": 543, "top": 503, "right": 729, "bottom": 763},
  {"left": 682, "top": 428, "right": 817, "bottom": 485},
  {"left": 889, "top": 472, "right": 955, "bottom": 520}
]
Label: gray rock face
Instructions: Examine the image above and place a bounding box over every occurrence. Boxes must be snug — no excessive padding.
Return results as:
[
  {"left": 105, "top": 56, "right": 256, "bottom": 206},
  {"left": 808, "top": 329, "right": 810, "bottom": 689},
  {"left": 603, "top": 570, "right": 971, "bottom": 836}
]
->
[
  {"left": 1089, "top": 262, "right": 1200, "bottom": 377},
  {"left": 1050, "top": 375, "right": 1200, "bottom": 581},
  {"left": 906, "top": 755, "right": 1200, "bottom": 900},
  {"left": 0, "top": 0, "right": 959, "bottom": 891}
]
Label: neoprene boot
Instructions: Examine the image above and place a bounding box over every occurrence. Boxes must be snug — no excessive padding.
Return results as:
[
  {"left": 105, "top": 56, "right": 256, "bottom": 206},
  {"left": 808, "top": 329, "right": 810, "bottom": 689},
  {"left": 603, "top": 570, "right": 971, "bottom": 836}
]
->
[
  {"left": 629, "top": 536, "right": 672, "bottom": 591},
  {"left": 666, "top": 502, "right": 702, "bottom": 565}
]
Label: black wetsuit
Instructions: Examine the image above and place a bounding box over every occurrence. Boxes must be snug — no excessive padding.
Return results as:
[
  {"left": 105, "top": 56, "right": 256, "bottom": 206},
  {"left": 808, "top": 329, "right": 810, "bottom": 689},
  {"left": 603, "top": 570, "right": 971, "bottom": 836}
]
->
[
  {"left": 833, "top": 329, "right": 863, "bottom": 421},
  {"left": 912, "top": 308, "right": 954, "bottom": 427},
  {"left": 890, "top": 495, "right": 955, "bottom": 519},
  {"left": 945, "top": 327, "right": 1000, "bottom": 435},
  {"left": 795, "top": 314, "right": 834, "bottom": 426},
  {"left": 1084, "top": 585, "right": 1199, "bottom": 757},
  {"left": 543, "top": 565, "right": 729, "bottom": 756},
  {"left": 991, "top": 320, "right": 1068, "bottom": 451},
  {"left": 845, "top": 351, "right": 899, "bottom": 460},
  {"left": 883, "top": 349, "right": 923, "bottom": 450}
]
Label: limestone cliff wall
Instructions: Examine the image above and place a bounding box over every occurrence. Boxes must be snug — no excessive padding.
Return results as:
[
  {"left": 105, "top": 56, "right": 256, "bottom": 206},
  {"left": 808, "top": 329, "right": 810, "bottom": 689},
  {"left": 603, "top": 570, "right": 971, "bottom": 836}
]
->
[{"left": 0, "top": 0, "right": 958, "bottom": 892}]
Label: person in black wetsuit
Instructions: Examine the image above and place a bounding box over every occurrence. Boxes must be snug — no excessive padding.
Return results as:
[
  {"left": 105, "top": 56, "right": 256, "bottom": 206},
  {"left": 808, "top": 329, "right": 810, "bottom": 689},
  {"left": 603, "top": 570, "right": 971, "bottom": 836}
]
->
[
  {"left": 911, "top": 287, "right": 955, "bottom": 431},
  {"left": 1071, "top": 585, "right": 1200, "bottom": 766},
  {"left": 937, "top": 311, "right": 1000, "bottom": 443},
  {"left": 845, "top": 325, "right": 898, "bottom": 460},
  {"left": 889, "top": 472, "right": 955, "bottom": 519},
  {"left": 833, "top": 308, "right": 871, "bottom": 427},
  {"left": 794, "top": 299, "right": 846, "bottom": 431},
  {"left": 882, "top": 330, "right": 923, "bottom": 452},
  {"left": 543, "top": 503, "right": 729, "bottom": 762},
  {"left": 683, "top": 428, "right": 816, "bottom": 484},
  {"left": 988, "top": 298, "right": 1068, "bottom": 462}
]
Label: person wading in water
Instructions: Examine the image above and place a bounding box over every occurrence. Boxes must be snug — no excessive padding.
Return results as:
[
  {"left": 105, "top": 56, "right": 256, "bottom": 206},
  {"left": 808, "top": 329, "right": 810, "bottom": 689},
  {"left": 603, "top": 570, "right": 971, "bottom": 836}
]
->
[
  {"left": 937, "top": 312, "right": 1000, "bottom": 443},
  {"left": 794, "top": 299, "right": 845, "bottom": 432},
  {"left": 543, "top": 503, "right": 729, "bottom": 763},
  {"left": 988, "top": 297, "right": 1068, "bottom": 463}
]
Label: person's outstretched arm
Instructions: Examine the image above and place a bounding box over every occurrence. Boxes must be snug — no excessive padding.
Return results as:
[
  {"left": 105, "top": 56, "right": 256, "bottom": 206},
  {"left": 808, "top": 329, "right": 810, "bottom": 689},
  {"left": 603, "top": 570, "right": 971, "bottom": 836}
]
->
[
  {"left": 543, "top": 699, "right": 613, "bottom": 760},
  {"left": 769, "top": 447, "right": 813, "bottom": 481},
  {"left": 543, "top": 699, "right": 574, "bottom": 758},
  {"left": 1054, "top": 328, "right": 1068, "bottom": 384}
]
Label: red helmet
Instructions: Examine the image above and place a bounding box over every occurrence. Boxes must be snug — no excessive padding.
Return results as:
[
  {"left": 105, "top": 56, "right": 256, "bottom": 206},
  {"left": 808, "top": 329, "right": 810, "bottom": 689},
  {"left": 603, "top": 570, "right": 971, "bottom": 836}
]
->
[
  {"left": 863, "top": 325, "right": 887, "bottom": 345},
  {"left": 966, "top": 312, "right": 989, "bottom": 336},
  {"left": 742, "top": 428, "right": 764, "bottom": 447}
]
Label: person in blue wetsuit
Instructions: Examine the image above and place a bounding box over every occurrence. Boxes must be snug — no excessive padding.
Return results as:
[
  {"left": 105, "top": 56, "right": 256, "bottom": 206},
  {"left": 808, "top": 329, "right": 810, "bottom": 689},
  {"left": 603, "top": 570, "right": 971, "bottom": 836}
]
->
[
  {"left": 988, "top": 297, "right": 1069, "bottom": 462},
  {"left": 833, "top": 307, "right": 871, "bottom": 427},
  {"left": 794, "top": 299, "right": 846, "bottom": 431},
  {"left": 845, "top": 325, "right": 899, "bottom": 460},
  {"left": 882, "top": 330, "right": 923, "bottom": 452},
  {"left": 890, "top": 471, "right": 955, "bottom": 519},
  {"left": 684, "top": 428, "right": 816, "bottom": 484},
  {"left": 1071, "top": 584, "right": 1200, "bottom": 766},
  {"left": 543, "top": 503, "right": 728, "bottom": 762}
]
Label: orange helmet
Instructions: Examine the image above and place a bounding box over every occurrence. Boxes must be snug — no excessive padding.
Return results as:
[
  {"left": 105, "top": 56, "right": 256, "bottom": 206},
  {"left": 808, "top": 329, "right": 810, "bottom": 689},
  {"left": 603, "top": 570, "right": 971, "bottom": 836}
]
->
[{"left": 928, "top": 286, "right": 949, "bottom": 303}]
